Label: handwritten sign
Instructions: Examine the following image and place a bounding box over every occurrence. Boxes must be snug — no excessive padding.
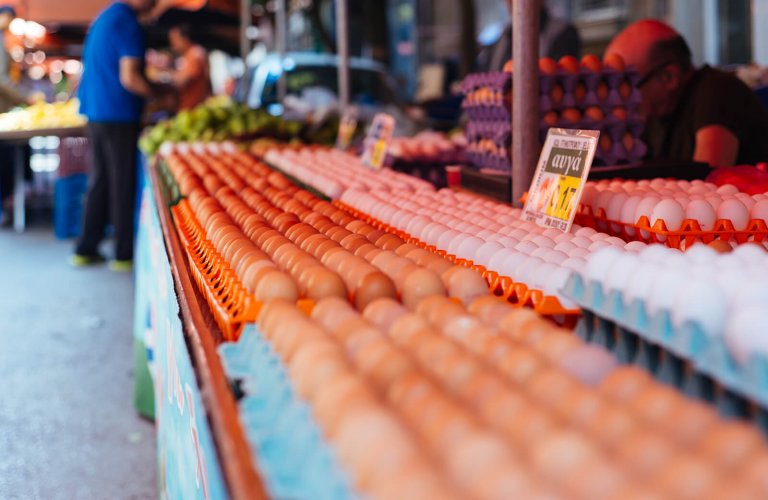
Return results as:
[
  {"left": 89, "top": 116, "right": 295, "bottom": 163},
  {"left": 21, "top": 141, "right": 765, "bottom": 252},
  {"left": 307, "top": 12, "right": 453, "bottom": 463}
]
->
[
  {"left": 522, "top": 128, "right": 599, "bottom": 232},
  {"left": 361, "top": 113, "right": 395, "bottom": 169}
]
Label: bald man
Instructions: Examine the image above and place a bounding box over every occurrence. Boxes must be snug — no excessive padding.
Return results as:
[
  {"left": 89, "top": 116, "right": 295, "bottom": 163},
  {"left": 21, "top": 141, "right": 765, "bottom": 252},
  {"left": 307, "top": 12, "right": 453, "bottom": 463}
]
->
[{"left": 606, "top": 19, "right": 768, "bottom": 167}]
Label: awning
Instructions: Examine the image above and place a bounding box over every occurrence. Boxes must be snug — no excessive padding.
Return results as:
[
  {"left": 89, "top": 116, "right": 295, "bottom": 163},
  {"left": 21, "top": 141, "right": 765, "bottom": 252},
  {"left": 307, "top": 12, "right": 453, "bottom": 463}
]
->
[{"left": 5, "top": 0, "right": 238, "bottom": 24}]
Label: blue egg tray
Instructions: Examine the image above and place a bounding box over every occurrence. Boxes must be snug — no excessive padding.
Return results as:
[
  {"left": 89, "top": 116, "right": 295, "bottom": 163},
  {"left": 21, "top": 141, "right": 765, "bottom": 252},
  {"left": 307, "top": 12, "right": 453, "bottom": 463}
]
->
[
  {"left": 563, "top": 272, "right": 768, "bottom": 428},
  {"left": 218, "top": 326, "right": 357, "bottom": 500}
]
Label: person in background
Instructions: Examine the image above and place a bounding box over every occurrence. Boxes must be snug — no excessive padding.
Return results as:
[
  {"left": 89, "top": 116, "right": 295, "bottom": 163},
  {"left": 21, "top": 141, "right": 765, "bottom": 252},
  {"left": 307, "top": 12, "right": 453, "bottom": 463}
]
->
[
  {"left": 0, "top": 4, "right": 30, "bottom": 227},
  {"left": 72, "top": 0, "right": 161, "bottom": 270},
  {"left": 483, "top": 0, "right": 582, "bottom": 72},
  {"left": 606, "top": 19, "right": 768, "bottom": 167},
  {"left": 168, "top": 23, "right": 211, "bottom": 111}
]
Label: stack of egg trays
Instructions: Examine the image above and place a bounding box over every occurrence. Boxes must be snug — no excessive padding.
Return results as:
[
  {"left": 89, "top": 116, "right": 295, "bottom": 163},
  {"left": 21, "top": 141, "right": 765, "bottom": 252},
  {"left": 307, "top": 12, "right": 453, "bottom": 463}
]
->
[
  {"left": 461, "top": 67, "right": 647, "bottom": 170},
  {"left": 562, "top": 272, "right": 768, "bottom": 431},
  {"left": 218, "top": 325, "right": 357, "bottom": 500},
  {"left": 538, "top": 68, "right": 645, "bottom": 165}
]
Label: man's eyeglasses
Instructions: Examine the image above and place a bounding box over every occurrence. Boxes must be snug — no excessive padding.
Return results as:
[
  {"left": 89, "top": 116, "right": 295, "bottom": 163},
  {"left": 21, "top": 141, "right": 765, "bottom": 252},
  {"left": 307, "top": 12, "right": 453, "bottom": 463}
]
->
[{"left": 636, "top": 61, "right": 673, "bottom": 88}]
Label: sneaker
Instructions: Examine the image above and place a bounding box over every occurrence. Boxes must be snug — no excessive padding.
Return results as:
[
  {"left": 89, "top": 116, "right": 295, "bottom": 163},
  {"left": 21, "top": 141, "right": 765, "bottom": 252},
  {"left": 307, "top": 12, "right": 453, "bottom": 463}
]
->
[
  {"left": 109, "top": 259, "right": 133, "bottom": 272},
  {"left": 70, "top": 253, "right": 106, "bottom": 267}
]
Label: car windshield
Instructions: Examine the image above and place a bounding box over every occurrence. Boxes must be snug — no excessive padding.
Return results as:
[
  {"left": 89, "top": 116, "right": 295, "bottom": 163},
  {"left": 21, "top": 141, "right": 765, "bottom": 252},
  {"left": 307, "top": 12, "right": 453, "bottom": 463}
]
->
[{"left": 261, "top": 65, "right": 398, "bottom": 106}]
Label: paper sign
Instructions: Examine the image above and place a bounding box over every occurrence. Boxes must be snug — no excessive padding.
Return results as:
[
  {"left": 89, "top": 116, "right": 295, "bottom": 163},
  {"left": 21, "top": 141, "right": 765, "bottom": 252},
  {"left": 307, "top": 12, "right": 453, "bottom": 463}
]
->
[
  {"left": 361, "top": 113, "right": 395, "bottom": 169},
  {"left": 522, "top": 128, "right": 600, "bottom": 232},
  {"left": 335, "top": 107, "right": 358, "bottom": 150}
]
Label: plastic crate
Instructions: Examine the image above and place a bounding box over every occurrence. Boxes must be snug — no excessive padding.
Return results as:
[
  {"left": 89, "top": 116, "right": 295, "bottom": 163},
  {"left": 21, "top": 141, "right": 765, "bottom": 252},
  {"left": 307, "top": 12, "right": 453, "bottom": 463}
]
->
[{"left": 53, "top": 173, "right": 88, "bottom": 239}]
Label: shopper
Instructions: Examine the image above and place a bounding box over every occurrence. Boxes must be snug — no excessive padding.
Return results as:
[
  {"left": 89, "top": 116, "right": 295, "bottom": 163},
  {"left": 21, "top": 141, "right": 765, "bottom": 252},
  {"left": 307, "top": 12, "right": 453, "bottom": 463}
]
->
[
  {"left": 0, "top": 4, "right": 30, "bottom": 227},
  {"left": 606, "top": 19, "right": 768, "bottom": 167},
  {"left": 72, "top": 0, "right": 160, "bottom": 270},
  {"left": 169, "top": 24, "right": 211, "bottom": 111}
]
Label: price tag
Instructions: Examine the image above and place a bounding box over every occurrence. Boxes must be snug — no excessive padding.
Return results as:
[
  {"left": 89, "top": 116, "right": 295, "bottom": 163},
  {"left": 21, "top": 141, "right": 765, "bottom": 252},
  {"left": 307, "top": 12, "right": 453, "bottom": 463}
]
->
[
  {"left": 335, "top": 107, "right": 358, "bottom": 150},
  {"left": 522, "top": 128, "right": 599, "bottom": 232},
  {"left": 361, "top": 113, "right": 395, "bottom": 169}
]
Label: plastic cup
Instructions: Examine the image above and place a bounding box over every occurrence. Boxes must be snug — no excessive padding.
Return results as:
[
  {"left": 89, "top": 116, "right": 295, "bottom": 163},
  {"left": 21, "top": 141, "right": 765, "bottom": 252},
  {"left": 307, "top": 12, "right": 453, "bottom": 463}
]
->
[{"left": 445, "top": 165, "right": 462, "bottom": 187}]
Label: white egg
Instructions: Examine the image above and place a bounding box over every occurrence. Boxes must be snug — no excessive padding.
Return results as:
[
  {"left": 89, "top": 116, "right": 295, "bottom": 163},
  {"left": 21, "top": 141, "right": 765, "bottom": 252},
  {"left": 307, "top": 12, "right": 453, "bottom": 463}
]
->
[
  {"left": 645, "top": 271, "right": 688, "bottom": 316},
  {"left": 474, "top": 241, "right": 505, "bottom": 267},
  {"left": 619, "top": 195, "right": 644, "bottom": 236},
  {"left": 638, "top": 244, "right": 677, "bottom": 264},
  {"left": 588, "top": 240, "right": 612, "bottom": 252},
  {"left": 672, "top": 279, "right": 728, "bottom": 336},
  {"left": 725, "top": 306, "right": 768, "bottom": 364},
  {"left": 487, "top": 248, "right": 517, "bottom": 273},
  {"left": 624, "top": 266, "right": 662, "bottom": 303},
  {"left": 500, "top": 251, "right": 528, "bottom": 278},
  {"left": 683, "top": 243, "right": 718, "bottom": 264},
  {"left": 554, "top": 241, "right": 577, "bottom": 254},
  {"left": 542, "top": 249, "right": 569, "bottom": 265},
  {"left": 563, "top": 257, "right": 588, "bottom": 273},
  {"left": 624, "top": 241, "right": 646, "bottom": 253},
  {"left": 634, "top": 195, "right": 661, "bottom": 238},
  {"left": 570, "top": 247, "right": 591, "bottom": 259},
  {"left": 717, "top": 199, "right": 750, "bottom": 230},
  {"left": 650, "top": 199, "right": 685, "bottom": 231},
  {"left": 515, "top": 256, "right": 545, "bottom": 285},
  {"left": 531, "top": 262, "right": 558, "bottom": 289},
  {"left": 750, "top": 199, "right": 768, "bottom": 225},
  {"left": 685, "top": 199, "right": 717, "bottom": 231},
  {"left": 606, "top": 192, "right": 629, "bottom": 230},
  {"left": 603, "top": 253, "right": 640, "bottom": 292},
  {"left": 574, "top": 227, "right": 598, "bottom": 238},
  {"left": 715, "top": 184, "right": 739, "bottom": 196},
  {"left": 733, "top": 281, "right": 768, "bottom": 309},
  {"left": 571, "top": 236, "right": 593, "bottom": 249},
  {"left": 515, "top": 240, "right": 539, "bottom": 255},
  {"left": 585, "top": 247, "right": 623, "bottom": 284},
  {"left": 732, "top": 243, "right": 768, "bottom": 264}
]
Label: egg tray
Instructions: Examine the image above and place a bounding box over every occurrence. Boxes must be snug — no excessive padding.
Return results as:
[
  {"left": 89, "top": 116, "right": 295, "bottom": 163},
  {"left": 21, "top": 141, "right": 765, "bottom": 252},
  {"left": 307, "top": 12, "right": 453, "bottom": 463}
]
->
[
  {"left": 333, "top": 200, "right": 581, "bottom": 327},
  {"left": 563, "top": 272, "right": 768, "bottom": 425},
  {"left": 171, "top": 199, "right": 262, "bottom": 341},
  {"left": 218, "top": 326, "right": 356, "bottom": 500},
  {"left": 575, "top": 205, "right": 768, "bottom": 249}
]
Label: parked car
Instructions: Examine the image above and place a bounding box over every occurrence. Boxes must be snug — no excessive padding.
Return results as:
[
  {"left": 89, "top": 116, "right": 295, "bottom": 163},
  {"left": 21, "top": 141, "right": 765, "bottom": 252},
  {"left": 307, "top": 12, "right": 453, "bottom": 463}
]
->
[{"left": 235, "top": 52, "right": 419, "bottom": 135}]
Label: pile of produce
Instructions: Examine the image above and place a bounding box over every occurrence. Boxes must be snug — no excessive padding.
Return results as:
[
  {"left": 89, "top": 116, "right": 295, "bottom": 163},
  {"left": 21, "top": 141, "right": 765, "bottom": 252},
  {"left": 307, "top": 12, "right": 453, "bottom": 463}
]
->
[
  {"left": 0, "top": 99, "right": 86, "bottom": 132},
  {"left": 140, "top": 97, "right": 339, "bottom": 155}
]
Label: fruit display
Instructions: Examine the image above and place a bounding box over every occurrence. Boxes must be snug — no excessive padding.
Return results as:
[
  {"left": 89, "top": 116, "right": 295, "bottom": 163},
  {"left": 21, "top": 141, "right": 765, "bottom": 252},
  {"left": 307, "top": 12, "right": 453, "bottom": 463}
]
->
[
  {"left": 139, "top": 97, "right": 340, "bottom": 155},
  {"left": 0, "top": 98, "right": 86, "bottom": 132},
  {"left": 461, "top": 54, "right": 645, "bottom": 171},
  {"left": 577, "top": 178, "right": 768, "bottom": 248}
]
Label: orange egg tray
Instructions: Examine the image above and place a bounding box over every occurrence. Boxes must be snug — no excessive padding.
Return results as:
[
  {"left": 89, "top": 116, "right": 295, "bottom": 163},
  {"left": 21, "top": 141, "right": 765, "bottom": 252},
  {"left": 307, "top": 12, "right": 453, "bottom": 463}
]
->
[
  {"left": 333, "top": 200, "right": 581, "bottom": 327},
  {"left": 576, "top": 206, "right": 768, "bottom": 249},
  {"left": 171, "top": 199, "right": 263, "bottom": 341}
]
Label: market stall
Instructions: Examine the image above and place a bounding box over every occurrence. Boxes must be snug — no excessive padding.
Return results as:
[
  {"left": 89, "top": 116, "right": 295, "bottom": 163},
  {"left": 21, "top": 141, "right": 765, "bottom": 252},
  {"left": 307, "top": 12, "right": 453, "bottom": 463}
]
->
[{"left": 129, "top": 1, "right": 768, "bottom": 498}]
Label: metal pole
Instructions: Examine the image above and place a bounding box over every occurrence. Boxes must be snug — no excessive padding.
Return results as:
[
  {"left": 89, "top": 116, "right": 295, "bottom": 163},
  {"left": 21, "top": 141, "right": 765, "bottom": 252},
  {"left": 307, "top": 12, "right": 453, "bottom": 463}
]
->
[
  {"left": 275, "top": 0, "right": 287, "bottom": 102},
  {"left": 13, "top": 144, "right": 24, "bottom": 232},
  {"left": 240, "top": 0, "right": 250, "bottom": 62},
  {"left": 335, "top": 0, "right": 350, "bottom": 109},
  {"left": 511, "top": 0, "right": 540, "bottom": 207}
]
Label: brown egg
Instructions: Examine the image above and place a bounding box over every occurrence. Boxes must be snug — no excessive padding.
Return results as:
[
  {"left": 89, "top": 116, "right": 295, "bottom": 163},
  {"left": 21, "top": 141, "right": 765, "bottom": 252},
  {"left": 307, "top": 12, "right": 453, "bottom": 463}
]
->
[
  {"left": 445, "top": 267, "right": 489, "bottom": 305},
  {"left": 533, "top": 332, "right": 582, "bottom": 362},
  {"left": 400, "top": 268, "right": 446, "bottom": 309},
  {"left": 562, "top": 459, "right": 626, "bottom": 500},
  {"left": 345, "top": 220, "right": 367, "bottom": 233},
  {"left": 382, "top": 257, "right": 417, "bottom": 283},
  {"left": 387, "top": 314, "right": 432, "bottom": 345},
  {"left": 327, "top": 226, "right": 352, "bottom": 243},
  {"left": 539, "top": 57, "right": 558, "bottom": 75},
  {"left": 629, "top": 385, "right": 684, "bottom": 426},
  {"left": 394, "top": 243, "right": 420, "bottom": 257},
  {"left": 303, "top": 267, "right": 349, "bottom": 300},
  {"left": 420, "top": 255, "right": 455, "bottom": 276},
  {"left": 531, "top": 429, "right": 601, "bottom": 484},
  {"left": 320, "top": 247, "right": 352, "bottom": 271},
  {"left": 262, "top": 234, "right": 292, "bottom": 256},
  {"left": 497, "top": 308, "right": 542, "bottom": 338},
  {"left": 415, "top": 295, "right": 465, "bottom": 325},
  {"left": 661, "top": 400, "right": 716, "bottom": 445},
  {"left": 240, "top": 260, "right": 278, "bottom": 293},
  {"left": 528, "top": 368, "right": 578, "bottom": 407},
  {"left": 598, "top": 366, "right": 653, "bottom": 402},
  {"left": 582, "top": 404, "right": 637, "bottom": 447},
  {"left": 699, "top": 422, "right": 764, "bottom": 469},
  {"left": 616, "top": 429, "right": 675, "bottom": 478},
  {"left": 235, "top": 250, "right": 271, "bottom": 278},
  {"left": 252, "top": 270, "right": 299, "bottom": 302},
  {"left": 581, "top": 54, "right": 602, "bottom": 72},
  {"left": 354, "top": 271, "right": 398, "bottom": 310},
  {"left": 311, "top": 296, "right": 359, "bottom": 331},
  {"left": 313, "top": 239, "right": 341, "bottom": 258},
  {"left": 708, "top": 239, "right": 733, "bottom": 253},
  {"left": 340, "top": 233, "right": 370, "bottom": 253},
  {"left": 370, "top": 250, "right": 398, "bottom": 273},
  {"left": 495, "top": 347, "right": 544, "bottom": 385},
  {"left": 655, "top": 455, "right": 714, "bottom": 499},
  {"left": 603, "top": 53, "right": 626, "bottom": 71},
  {"left": 353, "top": 243, "right": 380, "bottom": 260},
  {"left": 229, "top": 242, "right": 261, "bottom": 273},
  {"left": 285, "top": 222, "right": 315, "bottom": 241}
]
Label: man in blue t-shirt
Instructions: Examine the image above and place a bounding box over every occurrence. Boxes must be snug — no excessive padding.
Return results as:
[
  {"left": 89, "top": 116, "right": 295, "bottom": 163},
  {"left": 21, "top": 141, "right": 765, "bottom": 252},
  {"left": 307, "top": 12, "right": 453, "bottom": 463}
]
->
[{"left": 72, "top": 0, "right": 159, "bottom": 270}]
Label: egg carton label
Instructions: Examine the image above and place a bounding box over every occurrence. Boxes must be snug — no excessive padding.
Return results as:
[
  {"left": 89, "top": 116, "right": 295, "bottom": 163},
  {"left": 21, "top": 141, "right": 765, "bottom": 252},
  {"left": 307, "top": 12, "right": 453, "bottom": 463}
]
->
[{"left": 523, "top": 128, "right": 600, "bottom": 233}]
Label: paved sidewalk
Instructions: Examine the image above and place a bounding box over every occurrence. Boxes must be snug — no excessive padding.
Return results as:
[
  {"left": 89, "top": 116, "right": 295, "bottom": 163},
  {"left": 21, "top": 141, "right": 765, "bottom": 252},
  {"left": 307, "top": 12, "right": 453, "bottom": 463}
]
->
[{"left": 0, "top": 225, "right": 156, "bottom": 500}]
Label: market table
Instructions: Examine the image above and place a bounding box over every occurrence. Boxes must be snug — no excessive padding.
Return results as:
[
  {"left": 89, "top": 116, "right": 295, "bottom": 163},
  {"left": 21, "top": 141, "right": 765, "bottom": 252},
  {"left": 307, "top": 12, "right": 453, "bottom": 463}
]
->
[
  {"left": 134, "top": 155, "right": 267, "bottom": 499},
  {"left": 0, "top": 125, "right": 86, "bottom": 232}
]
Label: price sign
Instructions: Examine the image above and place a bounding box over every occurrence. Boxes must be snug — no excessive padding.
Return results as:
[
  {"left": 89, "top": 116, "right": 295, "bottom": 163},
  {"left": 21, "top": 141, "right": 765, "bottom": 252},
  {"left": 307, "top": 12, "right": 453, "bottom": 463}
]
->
[
  {"left": 522, "top": 128, "right": 599, "bottom": 232},
  {"left": 335, "top": 107, "right": 358, "bottom": 150},
  {"left": 361, "top": 113, "right": 395, "bottom": 169}
]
